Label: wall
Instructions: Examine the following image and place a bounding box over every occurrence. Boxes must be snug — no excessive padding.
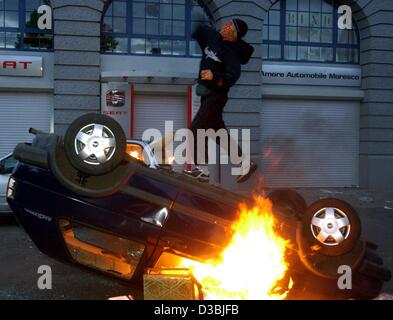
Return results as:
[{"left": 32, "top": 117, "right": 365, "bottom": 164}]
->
[
  {"left": 350, "top": 0, "right": 393, "bottom": 189},
  {"left": 51, "top": 0, "right": 104, "bottom": 136}
]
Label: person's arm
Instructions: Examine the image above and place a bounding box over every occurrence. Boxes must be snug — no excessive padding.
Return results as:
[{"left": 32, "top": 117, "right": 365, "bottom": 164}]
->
[
  {"left": 212, "top": 51, "right": 241, "bottom": 89},
  {"left": 192, "top": 24, "right": 214, "bottom": 49}
]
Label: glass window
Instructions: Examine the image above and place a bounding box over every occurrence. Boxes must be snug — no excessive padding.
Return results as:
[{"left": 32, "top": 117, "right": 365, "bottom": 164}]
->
[
  {"left": 5, "top": 11, "right": 19, "bottom": 28},
  {"left": 310, "top": 28, "right": 320, "bottom": 42},
  {"left": 321, "top": 28, "right": 332, "bottom": 43},
  {"left": 298, "top": 0, "right": 309, "bottom": 11},
  {"left": 131, "top": 37, "right": 145, "bottom": 53},
  {"left": 0, "top": 0, "right": 53, "bottom": 50},
  {"left": 269, "top": 25, "right": 280, "bottom": 41},
  {"left": 262, "top": 44, "right": 268, "bottom": 59},
  {"left": 269, "top": 44, "right": 281, "bottom": 59},
  {"left": 321, "top": 47, "right": 333, "bottom": 61},
  {"left": 173, "top": 40, "right": 186, "bottom": 55},
  {"left": 263, "top": 0, "right": 360, "bottom": 64},
  {"left": 284, "top": 45, "right": 296, "bottom": 60},
  {"left": 286, "top": 0, "right": 296, "bottom": 10},
  {"left": 189, "top": 39, "right": 201, "bottom": 56},
  {"left": 6, "top": 32, "right": 18, "bottom": 48},
  {"left": 0, "top": 154, "right": 18, "bottom": 174},
  {"left": 102, "top": 0, "right": 213, "bottom": 56}
]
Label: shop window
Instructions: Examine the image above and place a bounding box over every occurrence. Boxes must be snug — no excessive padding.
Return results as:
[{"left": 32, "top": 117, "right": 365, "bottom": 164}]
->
[
  {"left": 101, "top": 0, "right": 214, "bottom": 57},
  {"left": 0, "top": 0, "right": 53, "bottom": 51},
  {"left": 263, "top": 0, "right": 359, "bottom": 64}
]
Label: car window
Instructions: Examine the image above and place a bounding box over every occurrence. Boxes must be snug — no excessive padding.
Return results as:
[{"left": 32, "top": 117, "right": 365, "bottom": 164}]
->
[
  {"left": 0, "top": 155, "right": 17, "bottom": 174},
  {"left": 127, "top": 143, "right": 151, "bottom": 166}
]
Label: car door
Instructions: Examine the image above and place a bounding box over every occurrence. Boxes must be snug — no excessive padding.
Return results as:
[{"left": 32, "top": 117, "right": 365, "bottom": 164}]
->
[{"left": 158, "top": 190, "right": 239, "bottom": 262}]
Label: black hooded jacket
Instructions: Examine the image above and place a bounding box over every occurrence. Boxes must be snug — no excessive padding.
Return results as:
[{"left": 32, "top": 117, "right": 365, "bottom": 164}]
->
[{"left": 192, "top": 25, "right": 254, "bottom": 93}]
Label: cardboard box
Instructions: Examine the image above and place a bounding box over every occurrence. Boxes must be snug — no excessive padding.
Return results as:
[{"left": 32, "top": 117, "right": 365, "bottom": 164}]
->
[{"left": 144, "top": 268, "right": 203, "bottom": 300}]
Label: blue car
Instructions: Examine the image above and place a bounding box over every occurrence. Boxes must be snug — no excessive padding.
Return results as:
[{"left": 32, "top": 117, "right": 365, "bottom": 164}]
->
[{"left": 7, "top": 113, "right": 391, "bottom": 299}]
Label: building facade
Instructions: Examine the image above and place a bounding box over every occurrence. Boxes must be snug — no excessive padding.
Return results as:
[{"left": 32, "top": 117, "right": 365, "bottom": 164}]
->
[{"left": 0, "top": 0, "right": 392, "bottom": 190}]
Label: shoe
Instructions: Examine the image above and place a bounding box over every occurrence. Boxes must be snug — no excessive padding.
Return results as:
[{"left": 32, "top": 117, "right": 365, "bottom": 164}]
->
[
  {"left": 183, "top": 167, "right": 209, "bottom": 182},
  {"left": 236, "top": 162, "right": 258, "bottom": 183}
]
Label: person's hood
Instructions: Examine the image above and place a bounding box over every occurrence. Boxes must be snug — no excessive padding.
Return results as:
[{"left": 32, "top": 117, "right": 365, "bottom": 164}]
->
[{"left": 224, "top": 39, "right": 254, "bottom": 65}]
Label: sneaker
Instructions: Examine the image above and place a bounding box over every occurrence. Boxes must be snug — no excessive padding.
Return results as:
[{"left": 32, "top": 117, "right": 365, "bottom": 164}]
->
[
  {"left": 183, "top": 167, "right": 209, "bottom": 182},
  {"left": 236, "top": 161, "right": 258, "bottom": 183}
]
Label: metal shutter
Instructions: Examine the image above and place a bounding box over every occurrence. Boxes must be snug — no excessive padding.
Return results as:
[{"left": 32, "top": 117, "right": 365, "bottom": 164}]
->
[
  {"left": 0, "top": 92, "right": 52, "bottom": 157},
  {"left": 261, "top": 99, "right": 359, "bottom": 188},
  {"left": 134, "top": 94, "right": 187, "bottom": 140}
]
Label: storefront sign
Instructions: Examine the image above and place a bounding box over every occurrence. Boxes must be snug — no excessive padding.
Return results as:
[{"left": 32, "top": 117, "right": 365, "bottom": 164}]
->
[
  {"left": 0, "top": 55, "right": 43, "bottom": 77},
  {"left": 102, "top": 82, "right": 131, "bottom": 138},
  {"left": 262, "top": 64, "right": 361, "bottom": 87}
]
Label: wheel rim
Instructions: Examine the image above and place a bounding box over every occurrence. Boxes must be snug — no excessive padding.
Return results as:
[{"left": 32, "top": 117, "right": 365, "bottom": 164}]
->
[
  {"left": 310, "top": 207, "right": 351, "bottom": 246},
  {"left": 74, "top": 123, "right": 116, "bottom": 166}
]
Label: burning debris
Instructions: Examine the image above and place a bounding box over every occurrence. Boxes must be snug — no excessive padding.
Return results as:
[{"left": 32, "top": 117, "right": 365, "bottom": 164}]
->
[{"left": 164, "top": 196, "right": 292, "bottom": 300}]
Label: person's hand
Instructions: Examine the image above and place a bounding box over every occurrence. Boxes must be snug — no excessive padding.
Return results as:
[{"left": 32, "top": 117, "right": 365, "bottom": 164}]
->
[{"left": 201, "top": 69, "right": 213, "bottom": 81}]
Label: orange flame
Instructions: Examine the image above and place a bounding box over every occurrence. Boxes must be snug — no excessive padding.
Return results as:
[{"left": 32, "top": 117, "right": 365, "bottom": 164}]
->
[{"left": 177, "top": 196, "right": 291, "bottom": 300}]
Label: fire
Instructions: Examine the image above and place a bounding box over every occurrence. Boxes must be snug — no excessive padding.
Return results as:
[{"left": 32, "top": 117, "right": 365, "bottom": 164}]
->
[
  {"left": 178, "top": 196, "right": 291, "bottom": 300},
  {"left": 126, "top": 144, "right": 143, "bottom": 161},
  {"left": 129, "top": 150, "right": 141, "bottom": 160}
]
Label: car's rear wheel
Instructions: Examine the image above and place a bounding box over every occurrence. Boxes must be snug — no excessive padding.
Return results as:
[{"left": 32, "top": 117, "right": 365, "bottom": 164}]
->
[
  {"left": 64, "top": 113, "right": 126, "bottom": 176},
  {"left": 301, "top": 198, "right": 361, "bottom": 257}
]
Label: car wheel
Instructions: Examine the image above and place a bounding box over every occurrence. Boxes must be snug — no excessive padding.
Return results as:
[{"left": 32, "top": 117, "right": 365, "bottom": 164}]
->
[
  {"left": 64, "top": 113, "right": 126, "bottom": 176},
  {"left": 301, "top": 198, "right": 361, "bottom": 257},
  {"left": 351, "top": 248, "right": 392, "bottom": 300},
  {"left": 267, "top": 189, "right": 307, "bottom": 221}
]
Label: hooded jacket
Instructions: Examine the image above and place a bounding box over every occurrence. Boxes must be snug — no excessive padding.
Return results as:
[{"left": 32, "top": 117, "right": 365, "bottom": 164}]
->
[{"left": 192, "top": 25, "right": 254, "bottom": 93}]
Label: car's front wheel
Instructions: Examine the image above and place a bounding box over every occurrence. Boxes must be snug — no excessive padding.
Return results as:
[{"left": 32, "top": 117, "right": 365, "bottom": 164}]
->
[
  {"left": 301, "top": 198, "right": 361, "bottom": 257},
  {"left": 64, "top": 113, "right": 126, "bottom": 176}
]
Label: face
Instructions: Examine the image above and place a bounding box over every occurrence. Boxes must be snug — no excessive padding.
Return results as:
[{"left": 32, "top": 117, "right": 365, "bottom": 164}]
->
[{"left": 220, "top": 21, "right": 237, "bottom": 42}]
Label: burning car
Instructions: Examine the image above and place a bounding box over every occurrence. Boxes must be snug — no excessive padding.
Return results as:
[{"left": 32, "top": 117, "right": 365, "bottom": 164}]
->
[{"left": 7, "top": 113, "right": 391, "bottom": 300}]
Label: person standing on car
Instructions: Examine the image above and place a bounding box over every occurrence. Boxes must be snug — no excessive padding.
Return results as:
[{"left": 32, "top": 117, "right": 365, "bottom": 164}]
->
[{"left": 184, "top": 18, "right": 258, "bottom": 183}]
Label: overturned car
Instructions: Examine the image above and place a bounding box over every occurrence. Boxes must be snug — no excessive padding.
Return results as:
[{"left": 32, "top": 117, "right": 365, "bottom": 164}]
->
[{"left": 7, "top": 113, "right": 391, "bottom": 299}]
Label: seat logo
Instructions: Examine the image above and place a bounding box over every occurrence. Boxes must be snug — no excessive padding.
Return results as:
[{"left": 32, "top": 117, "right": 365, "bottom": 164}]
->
[{"left": 106, "top": 89, "right": 126, "bottom": 107}]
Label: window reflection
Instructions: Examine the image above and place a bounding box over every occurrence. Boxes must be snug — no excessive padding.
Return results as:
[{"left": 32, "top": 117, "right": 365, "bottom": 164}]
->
[
  {"left": 102, "top": 0, "right": 213, "bottom": 56},
  {"left": 263, "top": 0, "right": 359, "bottom": 64},
  {"left": 0, "top": 0, "right": 53, "bottom": 50}
]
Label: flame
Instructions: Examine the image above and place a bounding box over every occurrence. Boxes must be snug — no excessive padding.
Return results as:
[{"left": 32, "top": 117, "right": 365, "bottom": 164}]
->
[
  {"left": 126, "top": 144, "right": 143, "bottom": 161},
  {"left": 311, "top": 245, "right": 321, "bottom": 252},
  {"left": 177, "top": 196, "right": 291, "bottom": 300},
  {"left": 129, "top": 150, "right": 141, "bottom": 160},
  {"left": 166, "top": 155, "right": 175, "bottom": 165}
]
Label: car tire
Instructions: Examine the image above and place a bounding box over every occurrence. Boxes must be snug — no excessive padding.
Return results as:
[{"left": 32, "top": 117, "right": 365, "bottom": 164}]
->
[
  {"left": 301, "top": 198, "right": 361, "bottom": 257},
  {"left": 351, "top": 248, "right": 392, "bottom": 300},
  {"left": 267, "top": 189, "right": 307, "bottom": 221},
  {"left": 351, "top": 273, "right": 384, "bottom": 300},
  {"left": 64, "top": 113, "right": 126, "bottom": 176}
]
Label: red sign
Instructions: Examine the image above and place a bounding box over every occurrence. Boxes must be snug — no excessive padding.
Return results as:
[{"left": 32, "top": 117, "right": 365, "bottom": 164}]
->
[{"left": 0, "top": 55, "right": 43, "bottom": 77}]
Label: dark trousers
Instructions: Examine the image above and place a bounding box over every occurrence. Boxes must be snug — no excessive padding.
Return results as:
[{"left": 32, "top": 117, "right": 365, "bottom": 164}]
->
[{"left": 189, "top": 91, "right": 242, "bottom": 165}]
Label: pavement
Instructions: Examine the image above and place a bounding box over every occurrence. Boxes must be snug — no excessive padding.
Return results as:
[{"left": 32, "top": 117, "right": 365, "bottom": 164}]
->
[{"left": 0, "top": 188, "right": 392, "bottom": 300}]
